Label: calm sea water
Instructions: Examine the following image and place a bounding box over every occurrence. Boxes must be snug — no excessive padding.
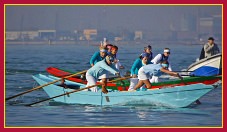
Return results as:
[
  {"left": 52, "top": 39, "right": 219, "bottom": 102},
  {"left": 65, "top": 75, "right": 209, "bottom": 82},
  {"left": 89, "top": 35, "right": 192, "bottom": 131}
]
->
[{"left": 5, "top": 42, "right": 222, "bottom": 127}]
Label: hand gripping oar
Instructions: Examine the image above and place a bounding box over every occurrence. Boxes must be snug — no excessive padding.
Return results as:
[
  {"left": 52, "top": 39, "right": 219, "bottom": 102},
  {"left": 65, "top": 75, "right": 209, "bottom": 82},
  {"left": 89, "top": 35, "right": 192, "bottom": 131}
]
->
[
  {"left": 177, "top": 73, "right": 187, "bottom": 85},
  {"left": 25, "top": 76, "right": 132, "bottom": 107},
  {"left": 5, "top": 70, "right": 87, "bottom": 101}
]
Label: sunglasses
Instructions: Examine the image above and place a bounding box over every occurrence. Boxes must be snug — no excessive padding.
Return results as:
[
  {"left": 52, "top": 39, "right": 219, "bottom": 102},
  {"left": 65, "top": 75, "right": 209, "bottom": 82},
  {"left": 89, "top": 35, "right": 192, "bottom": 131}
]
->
[{"left": 166, "top": 52, "right": 170, "bottom": 54}]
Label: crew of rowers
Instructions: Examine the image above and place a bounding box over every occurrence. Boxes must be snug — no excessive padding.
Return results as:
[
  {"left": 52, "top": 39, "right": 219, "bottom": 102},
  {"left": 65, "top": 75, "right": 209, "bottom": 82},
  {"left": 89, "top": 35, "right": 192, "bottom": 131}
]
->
[{"left": 86, "top": 38, "right": 182, "bottom": 94}]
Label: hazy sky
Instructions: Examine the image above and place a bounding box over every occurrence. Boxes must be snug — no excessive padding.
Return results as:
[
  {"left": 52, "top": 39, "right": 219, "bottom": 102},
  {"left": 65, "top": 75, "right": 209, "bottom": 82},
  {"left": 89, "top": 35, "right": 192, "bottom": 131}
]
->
[{"left": 6, "top": 5, "right": 222, "bottom": 32}]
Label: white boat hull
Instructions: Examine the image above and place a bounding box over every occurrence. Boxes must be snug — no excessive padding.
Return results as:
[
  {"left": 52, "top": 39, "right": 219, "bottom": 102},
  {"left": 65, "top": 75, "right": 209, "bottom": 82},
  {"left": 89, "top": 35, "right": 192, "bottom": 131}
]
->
[{"left": 187, "top": 53, "right": 222, "bottom": 76}]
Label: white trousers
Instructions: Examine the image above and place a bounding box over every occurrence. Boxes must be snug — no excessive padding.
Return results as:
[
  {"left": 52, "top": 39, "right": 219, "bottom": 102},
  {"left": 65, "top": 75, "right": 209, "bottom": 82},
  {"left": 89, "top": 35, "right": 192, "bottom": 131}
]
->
[
  {"left": 150, "top": 76, "right": 159, "bottom": 83},
  {"left": 98, "top": 73, "right": 107, "bottom": 79},
  {"left": 128, "top": 78, "right": 139, "bottom": 91},
  {"left": 128, "top": 77, "right": 147, "bottom": 91},
  {"left": 86, "top": 72, "right": 98, "bottom": 92},
  {"left": 115, "top": 61, "right": 124, "bottom": 77},
  {"left": 138, "top": 67, "right": 150, "bottom": 80}
]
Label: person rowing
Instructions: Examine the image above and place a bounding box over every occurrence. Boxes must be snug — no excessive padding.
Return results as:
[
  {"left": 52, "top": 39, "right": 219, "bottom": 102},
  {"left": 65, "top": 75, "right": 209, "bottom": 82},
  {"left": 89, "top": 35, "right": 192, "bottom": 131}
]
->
[
  {"left": 86, "top": 55, "right": 120, "bottom": 94},
  {"left": 140, "top": 45, "right": 153, "bottom": 62},
  {"left": 80, "top": 44, "right": 107, "bottom": 80},
  {"left": 150, "top": 48, "right": 172, "bottom": 83},
  {"left": 131, "top": 60, "right": 182, "bottom": 91},
  {"left": 90, "top": 45, "right": 108, "bottom": 67},
  {"left": 128, "top": 52, "right": 152, "bottom": 91},
  {"left": 108, "top": 45, "right": 124, "bottom": 70}
]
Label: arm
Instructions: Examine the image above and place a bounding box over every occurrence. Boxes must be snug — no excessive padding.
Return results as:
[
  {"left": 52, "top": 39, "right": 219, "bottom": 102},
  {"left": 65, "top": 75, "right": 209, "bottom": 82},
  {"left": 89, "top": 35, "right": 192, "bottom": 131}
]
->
[
  {"left": 204, "top": 43, "right": 214, "bottom": 53},
  {"left": 160, "top": 67, "right": 178, "bottom": 77},
  {"left": 101, "top": 62, "right": 119, "bottom": 75},
  {"left": 90, "top": 52, "right": 99, "bottom": 66},
  {"left": 117, "top": 61, "right": 124, "bottom": 69},
  {"left": 130, "top": 59, "right": 140, "bottom": 76},
  {"left": 151, "top": 54, "right": 162, "bottom": 64},
  {"left": 160, "top": 67, "right": 183, "bottom": 80},
  {"left": 167, "top": 58, "right": 172, "bottom": 71},
  {"left": 114, "top": 58, "right": 124, "bottom": 69},
  {"left": 168, "top": 64, "right": 172, "bottom": 71}
]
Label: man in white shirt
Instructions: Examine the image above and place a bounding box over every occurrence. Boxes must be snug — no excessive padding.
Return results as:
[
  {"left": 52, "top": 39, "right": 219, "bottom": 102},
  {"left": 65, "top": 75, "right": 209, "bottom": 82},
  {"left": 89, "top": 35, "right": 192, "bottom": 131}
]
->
[
  {"left": 204, "top": 37, "right": 220, "bottom": 58},
  {"left": 150, "top": 48, "right": 172, "bottom": 83}
]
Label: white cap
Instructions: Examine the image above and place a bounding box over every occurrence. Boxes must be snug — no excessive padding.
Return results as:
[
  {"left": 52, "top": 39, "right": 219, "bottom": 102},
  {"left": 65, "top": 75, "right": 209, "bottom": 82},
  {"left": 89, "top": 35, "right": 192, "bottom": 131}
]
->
[{"left": 164, "top": 49, "right": 170, "bottom": 53}]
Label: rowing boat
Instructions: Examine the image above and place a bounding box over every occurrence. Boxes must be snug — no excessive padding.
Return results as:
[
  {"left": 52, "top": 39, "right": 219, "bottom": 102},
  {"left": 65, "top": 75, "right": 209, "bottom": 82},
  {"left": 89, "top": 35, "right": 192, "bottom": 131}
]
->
[
  {"left": 32, "top": 74, "right": 217, "bottom": 108},
  {"left": 46, "top": 67, "right": 222, "bottom": 91}
]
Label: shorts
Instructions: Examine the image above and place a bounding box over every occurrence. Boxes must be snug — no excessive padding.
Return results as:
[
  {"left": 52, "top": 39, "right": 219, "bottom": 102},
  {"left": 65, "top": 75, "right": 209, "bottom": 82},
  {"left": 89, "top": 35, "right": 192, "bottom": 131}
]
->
[
  {"left": 138, "top": 67, "right": 150, "bottom": 80},
  {"left": 86, "top": 72, "right": 98, "bottom": 92},
  {"left": 98, "top": 73, "right": 107, "bottom": 79}
]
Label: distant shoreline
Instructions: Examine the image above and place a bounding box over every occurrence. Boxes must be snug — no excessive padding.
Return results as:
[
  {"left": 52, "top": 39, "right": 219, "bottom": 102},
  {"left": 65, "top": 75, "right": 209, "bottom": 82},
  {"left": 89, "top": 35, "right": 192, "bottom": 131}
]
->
[{"left": 5, "top": 40, "right": 222, "bottom": 45}]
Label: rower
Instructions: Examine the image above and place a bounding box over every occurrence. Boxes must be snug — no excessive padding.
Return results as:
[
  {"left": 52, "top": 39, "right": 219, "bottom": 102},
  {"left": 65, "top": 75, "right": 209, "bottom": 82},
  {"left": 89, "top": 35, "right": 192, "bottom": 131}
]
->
[
  {"left": 108, "top": 45, "right": 124, "bottom": 70},
  {"left": 150, "top": 48, "right": 172, "bottom": 83},
  {"left": 86, "top": 55, "right": 120, "bottom": 93},
  {"left": 131, "top": 60, "right": 182, "bottom": 91},
  {"left": 140, "top": 45, "right": 153, "bottom": 62},
  {"left": 128, "top": 52, "right": 152, "bottom": 91},
  {"left": 89, "top": 45, "right": 107, "bottom": 67}
]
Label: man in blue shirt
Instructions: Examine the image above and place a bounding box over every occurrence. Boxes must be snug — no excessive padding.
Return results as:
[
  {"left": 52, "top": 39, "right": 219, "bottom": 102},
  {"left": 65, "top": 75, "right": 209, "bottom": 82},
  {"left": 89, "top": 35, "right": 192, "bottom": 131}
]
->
[
  {"left": 90, "top": 46, "right": 108, "bottom": 67},
  {"left": 131, "top": 60, "right": 182, "bottom": 91},
  {"left": 86, "top": 55, "right": 120, "bottom": 94}
]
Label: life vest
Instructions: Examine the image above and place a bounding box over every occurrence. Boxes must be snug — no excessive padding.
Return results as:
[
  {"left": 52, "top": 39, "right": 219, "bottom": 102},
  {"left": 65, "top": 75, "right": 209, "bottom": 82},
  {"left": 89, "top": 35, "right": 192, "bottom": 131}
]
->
[
  {"left": 148, "top": 52, "right": 153, "bottom": 62},
  {"left": 160, "top": 54, "right": 169, "bottom": 62}
]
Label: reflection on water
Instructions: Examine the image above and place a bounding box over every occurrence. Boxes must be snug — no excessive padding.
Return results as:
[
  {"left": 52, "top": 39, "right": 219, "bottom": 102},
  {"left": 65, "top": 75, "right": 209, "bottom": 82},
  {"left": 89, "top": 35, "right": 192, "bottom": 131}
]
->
[{"left": 136, "top": 111, "right": 149, "bottom": 120}]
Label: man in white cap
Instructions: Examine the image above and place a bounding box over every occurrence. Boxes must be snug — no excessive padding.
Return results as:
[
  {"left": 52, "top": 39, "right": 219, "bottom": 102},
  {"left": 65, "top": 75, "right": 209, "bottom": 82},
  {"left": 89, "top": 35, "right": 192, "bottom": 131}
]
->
[{"left": 150, "top": 48, "right": 172, "bottom": 83}]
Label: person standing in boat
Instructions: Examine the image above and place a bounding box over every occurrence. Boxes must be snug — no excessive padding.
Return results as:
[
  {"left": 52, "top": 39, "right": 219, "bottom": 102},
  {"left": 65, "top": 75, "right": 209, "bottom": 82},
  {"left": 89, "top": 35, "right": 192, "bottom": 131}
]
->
[
  {"left": 150, "top": 48, "right": 172, "bottom": 83},
  {"left": 131, "top": 60, "right": 182, "bottom": 91},
  {"left": 128, "top": 53, "right": 152, "bottom": 91},
  {"left": 203, "top": 37, "right": 220, "bottom": 58},
  {"left": 140, "top": 45, "right": 153, "bottom": 62},
  {"left": 86, "top": 55, "right": 120, "bottom": 93},
  {"left": 90, "top": 45, "right": 108, "bottom": 67}
]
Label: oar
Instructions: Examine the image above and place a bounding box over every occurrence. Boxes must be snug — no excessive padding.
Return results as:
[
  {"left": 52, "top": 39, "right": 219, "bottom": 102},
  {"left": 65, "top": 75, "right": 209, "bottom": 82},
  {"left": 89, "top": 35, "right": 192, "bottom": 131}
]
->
[
  {"left": 5, "top": 70, "right": 87, "bottom": 101},
  {"left": 173, "top": 71, "right": 194, "bottom": 72},
  {"left": 25, "top": 76, "right": 132, "bottom": 107},
  {"left": 177, "top": 74, "right": 187, "bottom": 85}
]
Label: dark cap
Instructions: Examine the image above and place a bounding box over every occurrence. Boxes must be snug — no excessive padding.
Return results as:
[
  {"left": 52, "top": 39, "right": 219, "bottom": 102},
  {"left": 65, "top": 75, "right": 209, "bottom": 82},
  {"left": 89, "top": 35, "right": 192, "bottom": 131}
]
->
[
  {"left": 141, "top": 52, "right": 149, "bottom": 58},
  {"left": 208, "top": 37, "right": 214, "bottom": 40},
  {"left": 144, "top": 45, "right": 152, "bottom": 50}
]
